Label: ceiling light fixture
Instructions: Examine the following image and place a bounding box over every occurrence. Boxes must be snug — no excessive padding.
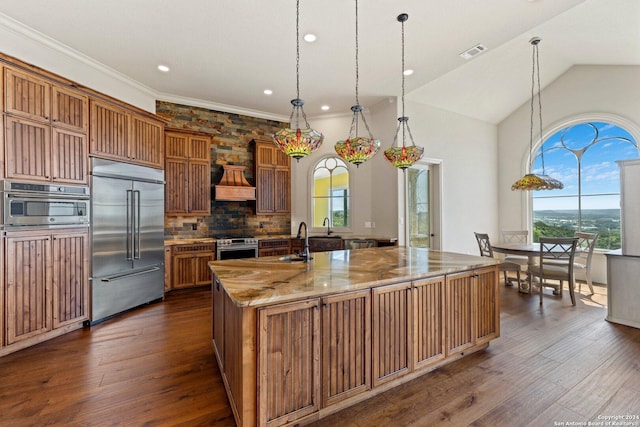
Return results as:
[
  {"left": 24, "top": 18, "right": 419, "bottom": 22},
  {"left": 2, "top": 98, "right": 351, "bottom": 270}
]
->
[
  {"left": 403, "top": 69, "right": 414, "bottom": 76},
  {"left": 263, "top": 89, "right": 273, "bottom": 95},
  {"left": 303, "top": 33, "right": 317, "bottom": 43},
  {"left": 157, "top": 65, "right": 170, "bottom": 72},
  {"left": 384, "top": 13, "right": 424, "bottom": 171},
  {"left": 511, "top": 37, "right": 563, "bottom": 191},
  {"left": 273, "top": 0, "right": 324, "bottom": 161},
  {"left": 334, "top": 0, "right": 380, "bottom": 167},
  {"left": 321, "top": 105, "right": 330, "bottom": 111}
]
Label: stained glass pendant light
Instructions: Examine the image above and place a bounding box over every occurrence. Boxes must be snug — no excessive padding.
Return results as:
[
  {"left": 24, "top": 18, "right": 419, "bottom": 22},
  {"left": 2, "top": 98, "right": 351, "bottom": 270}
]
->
[
  {"left": 384, "top": 13, "right": 424, "bottom": 170},
  {"left": 273, "top": 0, "right": 324, "bottom": 161},
  {"left": 511, "top": 37, "right": 563, "bottom": 191},
  {"left": 334, "top": 0, "right": 380, "bottom": 167}
]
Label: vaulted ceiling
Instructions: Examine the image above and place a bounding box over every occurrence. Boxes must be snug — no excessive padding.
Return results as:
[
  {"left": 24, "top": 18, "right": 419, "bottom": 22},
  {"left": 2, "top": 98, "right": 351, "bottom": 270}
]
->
[{"left": 0, "top": 0, "right": 638, "bottom": 124}]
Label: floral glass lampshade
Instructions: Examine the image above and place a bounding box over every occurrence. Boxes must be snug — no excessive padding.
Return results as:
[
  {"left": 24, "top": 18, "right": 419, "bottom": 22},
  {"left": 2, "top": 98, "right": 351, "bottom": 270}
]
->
[
  {"left": 512, "top": 37, "right": 563, "bottom": 191},
  {"left": 335, "top": 106, "right": 380, "bottom": 166},
  {"left": 511, "top": 173, "right": 563, "bottom": 191},
  {"left": 273, "top": 99, "right": 323, "bottom": 160},
  {"left": 384, "top": 14, "right": 424, "bottom": 171},
  {"left": 272, "top": 0, "right": 323, "bottom": 161}
]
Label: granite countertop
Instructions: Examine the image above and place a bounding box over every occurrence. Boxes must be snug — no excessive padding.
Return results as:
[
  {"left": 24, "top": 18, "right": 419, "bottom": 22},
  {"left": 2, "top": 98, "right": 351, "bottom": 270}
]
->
[
  {"left": 165, "top": 235, "right": 398, "bottom": 245},
  {"left": 209, "top": 246, "right": 499, "bottom": 308}
]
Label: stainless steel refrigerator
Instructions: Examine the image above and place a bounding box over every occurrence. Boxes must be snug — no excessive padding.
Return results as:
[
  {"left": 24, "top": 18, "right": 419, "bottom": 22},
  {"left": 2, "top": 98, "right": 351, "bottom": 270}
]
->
[{"left": 90, "top": 158, "right": 165, "bottom": 323}]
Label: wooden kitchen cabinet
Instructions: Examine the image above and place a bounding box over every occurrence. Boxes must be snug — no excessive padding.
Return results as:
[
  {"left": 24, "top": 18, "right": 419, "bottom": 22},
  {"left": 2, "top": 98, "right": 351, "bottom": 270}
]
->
[
  {"left": 371, "top": 282, "right": 412, "bottom": 387},
  {"left": 445, "top": 266, "right": 499, "bottom": 356},
  {"left": 165, "top": 129, "right": 211, "bottom": 216},
  {"left": 321, "top": 290, "right": 371, "bottom": 407},
  {"left": 258, "top": 299, "right": 320, "bottom": 427},
  {"left": 4, "top": 67, "right": 88, "bottom": 184},
  {"left": 413, "top": 276, "right": 446, "bottom": 370},
  {"left": 258, "top": 238, "right": 290, "bottom": 257},
  {"left": 254, "top": 140, "right": 291, "bottom": 214},
  {"left": 89, "top": 99, "right": 164, "bottom": 169},
  {"left": 168, "top": 243, "right": 215, "bottom": 290},
  {"left": 4, "top": 228, "right": 89, "bottom": 346}
]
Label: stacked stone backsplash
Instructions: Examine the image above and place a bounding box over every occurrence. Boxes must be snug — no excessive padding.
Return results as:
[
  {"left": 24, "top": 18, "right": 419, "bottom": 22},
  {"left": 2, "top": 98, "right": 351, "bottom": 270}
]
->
[{"left": 157, "top": 101, "right": 291, "bottom": 239}]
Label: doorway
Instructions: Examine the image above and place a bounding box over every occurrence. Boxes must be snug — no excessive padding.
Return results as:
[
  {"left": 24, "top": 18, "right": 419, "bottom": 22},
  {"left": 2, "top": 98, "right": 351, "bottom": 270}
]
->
[{"left": 404, "top": 160, "right": 442, "bottom": 250}]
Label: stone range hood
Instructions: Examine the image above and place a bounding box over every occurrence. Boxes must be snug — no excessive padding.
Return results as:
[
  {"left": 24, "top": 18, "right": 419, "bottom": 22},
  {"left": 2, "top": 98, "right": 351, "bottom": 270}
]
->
[{"left": 214, "top": 165, "right": 256, "bottom": 201}]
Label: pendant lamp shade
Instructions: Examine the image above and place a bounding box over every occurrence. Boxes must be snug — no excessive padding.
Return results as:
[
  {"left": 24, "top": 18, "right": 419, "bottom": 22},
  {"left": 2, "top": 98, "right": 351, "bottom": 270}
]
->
[
  {"left": 384, "top": 13, "right": 424, "bottom": 170},
  {"left": 273, "top": 0, "right": 323, "bottom": 161},
  {"left": 334, "top": 0, "right": 380, "bottom": 167},
  {"left": 511, "top": 37, "right": 563, "bottom": 191}
]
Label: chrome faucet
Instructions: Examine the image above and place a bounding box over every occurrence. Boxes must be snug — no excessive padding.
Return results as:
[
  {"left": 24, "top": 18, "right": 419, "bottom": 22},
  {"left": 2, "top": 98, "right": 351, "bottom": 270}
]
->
[
  {"left": 322, "top": 217, "right": 333, "bottom": 236},
  {"left": 296, "top": 221, "right": 311, "bottom": 262}
]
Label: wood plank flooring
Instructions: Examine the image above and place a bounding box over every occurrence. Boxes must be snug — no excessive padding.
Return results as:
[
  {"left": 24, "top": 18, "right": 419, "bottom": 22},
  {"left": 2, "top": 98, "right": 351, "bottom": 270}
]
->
[{"left": 1, "top": 283, "right": 639, "bottom": 426}]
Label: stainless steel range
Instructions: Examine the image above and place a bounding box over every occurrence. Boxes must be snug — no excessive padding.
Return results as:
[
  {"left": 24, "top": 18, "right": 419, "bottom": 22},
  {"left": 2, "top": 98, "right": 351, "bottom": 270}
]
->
[{"left": 216, "top": 237, "right": 258, "bottom": 260}]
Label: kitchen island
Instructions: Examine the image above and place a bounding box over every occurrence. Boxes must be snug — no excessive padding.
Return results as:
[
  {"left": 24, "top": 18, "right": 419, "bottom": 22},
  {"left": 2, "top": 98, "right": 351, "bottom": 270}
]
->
[{"left": 209, "top": 246, "right": 500, "bottom": 427}]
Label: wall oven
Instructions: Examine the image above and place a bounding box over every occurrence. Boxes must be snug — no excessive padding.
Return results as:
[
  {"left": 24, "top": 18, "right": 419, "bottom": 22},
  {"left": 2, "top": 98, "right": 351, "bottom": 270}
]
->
[
  {"left": 1, "top": 180, "right": 90, "bottom": 229},
  {"left": 216, "top": 237, "right": 258, "bottom": 260}
]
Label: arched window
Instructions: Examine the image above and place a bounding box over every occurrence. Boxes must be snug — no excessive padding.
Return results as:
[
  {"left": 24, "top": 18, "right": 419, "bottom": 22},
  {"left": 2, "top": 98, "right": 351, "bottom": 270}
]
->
[
  {"left": 532, "top": 121, "right": 638, "bottom": 249},
  {"left": 312, "top": 157, "right": 350, "bottom": 229}
]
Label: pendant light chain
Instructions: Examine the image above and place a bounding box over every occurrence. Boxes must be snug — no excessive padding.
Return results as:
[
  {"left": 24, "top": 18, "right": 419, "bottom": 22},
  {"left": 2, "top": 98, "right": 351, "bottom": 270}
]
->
[
  {"left": 400, "top": 16, "right": 405, "bottom": 120},
  {"left": 295, "top": 0, "right": 300, "bottom": 100},
  {"left": 535, "top": 42, "right": 545, "bottom": 174},
  {"left": 354, "top": 0, "right": 359, "bottom": 106}
]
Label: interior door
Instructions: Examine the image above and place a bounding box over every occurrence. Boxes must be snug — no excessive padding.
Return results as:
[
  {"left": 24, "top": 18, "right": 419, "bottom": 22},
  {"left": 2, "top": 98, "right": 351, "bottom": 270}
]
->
[{"left": 406, "top": 165, "right": 431, "bottom": 248}]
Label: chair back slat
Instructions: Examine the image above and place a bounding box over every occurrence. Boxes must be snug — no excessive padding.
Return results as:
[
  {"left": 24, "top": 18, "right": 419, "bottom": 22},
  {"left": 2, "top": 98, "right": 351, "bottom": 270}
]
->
[
  {"left": 539, "top": 237, "right": 579, "bottom": 267},
  {"left": 474, "top": 232, "right": 494, "bottom": 258},
  {"left": 502, "top": 230, "right": 528, "bottom": 244},
  {"left": 575, "top": 232, "right": 598, "bottom": 264}
]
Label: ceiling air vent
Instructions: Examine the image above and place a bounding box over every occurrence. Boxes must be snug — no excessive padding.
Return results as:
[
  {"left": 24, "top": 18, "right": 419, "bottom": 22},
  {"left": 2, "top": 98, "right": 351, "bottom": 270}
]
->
[{"left": 459, "top": 44, "right": 487, "bottom": 60}]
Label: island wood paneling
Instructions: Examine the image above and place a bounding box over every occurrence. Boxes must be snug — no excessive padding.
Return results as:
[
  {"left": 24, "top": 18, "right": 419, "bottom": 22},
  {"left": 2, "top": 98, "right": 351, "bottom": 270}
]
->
[
  {"left": 413, "top": 276, "right": 446, "bottom": 370},
  {"left": 445, "top": 270, "right": 474, "bottom": 355},
  {"left": 321, "top": 290, "right": 371, "bottom": 407},
  {"left": 372, "top": 282, "right": 411, "bottom": 387},
  {"left": 475, "top": 266, "right": 500, "bottom": 343},
  {"left": 258, "top": 299, "right": 320, "bottom": 427}
]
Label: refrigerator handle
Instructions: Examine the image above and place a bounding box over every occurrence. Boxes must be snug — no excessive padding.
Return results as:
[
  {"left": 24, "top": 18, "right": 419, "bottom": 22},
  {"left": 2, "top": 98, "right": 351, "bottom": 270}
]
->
[
  {"left": 134, "top": 190, "right": 141, "bottom": 259},
  {"left": 126, "top": 189, "right": 133, "bottom": 260}
]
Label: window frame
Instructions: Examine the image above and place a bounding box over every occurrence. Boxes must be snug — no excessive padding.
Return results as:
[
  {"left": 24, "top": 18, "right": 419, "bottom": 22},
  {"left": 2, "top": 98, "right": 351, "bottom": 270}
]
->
[{"left": 309, "top": 155, "right": 353, "bottom": 233}]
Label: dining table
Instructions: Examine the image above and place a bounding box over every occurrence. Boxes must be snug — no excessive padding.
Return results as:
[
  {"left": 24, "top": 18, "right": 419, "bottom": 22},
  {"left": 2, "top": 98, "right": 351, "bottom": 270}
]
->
[{"left": 491, "top": 242, "right": 543, "bottom": 293}]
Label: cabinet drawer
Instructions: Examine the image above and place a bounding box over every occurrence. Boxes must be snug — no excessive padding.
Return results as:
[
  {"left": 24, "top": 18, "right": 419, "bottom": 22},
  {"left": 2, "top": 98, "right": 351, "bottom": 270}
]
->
[{"left": 172, "top": 244, "right": 216, "bottom": 254}]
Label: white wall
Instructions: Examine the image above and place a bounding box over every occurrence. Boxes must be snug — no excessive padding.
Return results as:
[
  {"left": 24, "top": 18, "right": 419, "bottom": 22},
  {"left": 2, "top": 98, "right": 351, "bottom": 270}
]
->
[
  {"left": 0, "top": 14, "right": 156, "bottom": 112},
  {"left": 498, "top": 65, "right": 640, "bottom": 284}
]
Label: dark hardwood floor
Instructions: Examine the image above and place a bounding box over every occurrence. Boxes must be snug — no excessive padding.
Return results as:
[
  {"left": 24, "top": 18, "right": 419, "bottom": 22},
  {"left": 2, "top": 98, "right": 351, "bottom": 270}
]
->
[{"left": 1, "top": 283, "right": 639, "bottom": 426}]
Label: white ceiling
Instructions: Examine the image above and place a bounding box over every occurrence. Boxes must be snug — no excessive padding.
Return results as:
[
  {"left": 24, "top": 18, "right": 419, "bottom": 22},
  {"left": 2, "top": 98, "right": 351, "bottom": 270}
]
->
[{"left": 0, "top": 0, "right": 638, "bottom": 124}]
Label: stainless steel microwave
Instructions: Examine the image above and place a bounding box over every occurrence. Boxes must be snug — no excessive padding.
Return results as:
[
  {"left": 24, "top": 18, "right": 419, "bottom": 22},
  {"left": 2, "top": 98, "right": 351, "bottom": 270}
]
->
[{"left": 1, "top": 180, "right": 90, "bottom": 228}]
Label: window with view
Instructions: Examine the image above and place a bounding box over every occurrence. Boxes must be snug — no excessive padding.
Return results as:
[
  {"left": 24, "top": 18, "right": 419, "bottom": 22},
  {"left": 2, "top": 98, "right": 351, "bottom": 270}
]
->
[
  {"left": 531, "top": 121, "right": 638, "bottom": 250},
  {"left": 312, "top": 157, "right": 350, "bottom": 229}
]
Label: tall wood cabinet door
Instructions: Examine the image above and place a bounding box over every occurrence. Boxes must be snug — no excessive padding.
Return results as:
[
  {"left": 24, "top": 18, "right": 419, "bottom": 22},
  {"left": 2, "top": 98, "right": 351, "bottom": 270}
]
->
[
  {"left": 165, "top": 158, "right": 188, "bottom": 214},
  {"left": 322, "top": 290, "right": 371, "bottom": 407},
  {"left": 51, "top": 230, "right": 89, "bottom": 328},
  {"left": 445, "top": 270, "right": 474, "bottom": 356},
  {"left": 413, "top": 276, "right": 446, "bottom": 370},
  {"left": 474, "top": 266, "right": 500, "bottom": 344},
  {"left": 5, "top": 67, "right": 51, "bottom": 123},
  {"left": 52, "top": 86, "right": 88, "bottom": 132},
  {"left": 5, "top": 233, "right": 52, "bottom": 344},
  {"left": 130, "top": 115, "right": 164, "bottom": 168},
  {"left": 258, "top": 299, "right": 320, "bottom": 427},
  {"left": 256, "top": 166, "right": 275, "bottom": 212},
  {"left": 372, "top": 282, "right": 412, "bottom": 387},
  {"left": 274, "top": 168, "right": 290, "bottom": 213},
  {"left": 5, "top": 116, "right": 51, "bottom": 181},
  {"left": 194, "top": 252, "right": 215, "bottom": 286},
  {"left": 189, "top": 136, "right": 211, "bottom": 161},
  {"left": 89, "top": 100, "right": 129, "bottom": 161},
  {"left": 188, "top": 160, "right": 211, "bottom": 215},
  {"left": 51, "top": 128, "right": 87, "bottom": 184}
]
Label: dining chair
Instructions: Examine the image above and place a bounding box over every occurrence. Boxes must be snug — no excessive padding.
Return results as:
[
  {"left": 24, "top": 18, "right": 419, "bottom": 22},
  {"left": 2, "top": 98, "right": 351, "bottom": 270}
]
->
[
  {"left": 501, "top": 229, "right": 530, "bottom": 268},
  {"left": 474, "top": 232, "right": 522, "bottom": 287},
  {"left": 528, "top": 237, "right": 579, "bottom": 306},
  {"left": 574, "top": 232, "right": 599, "bottom": 294}
]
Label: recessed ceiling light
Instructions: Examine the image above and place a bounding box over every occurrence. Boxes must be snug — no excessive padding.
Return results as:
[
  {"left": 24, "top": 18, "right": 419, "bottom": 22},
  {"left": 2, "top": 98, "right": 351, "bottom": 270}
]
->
[
  {"left": 303, "top": 33, "right": 317, "bottom": 43},
  {"left": 263, "top": 89, "right": 273, "bottom": 95},
  {"left": 157, "top": 64, "right": 170, "bottom": 72},
  {"left": 321, "top": 105, "right": 330, "bottom": 111},
  {"left": 403, "top": 69, "right": 414, "bottom": 76}
]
